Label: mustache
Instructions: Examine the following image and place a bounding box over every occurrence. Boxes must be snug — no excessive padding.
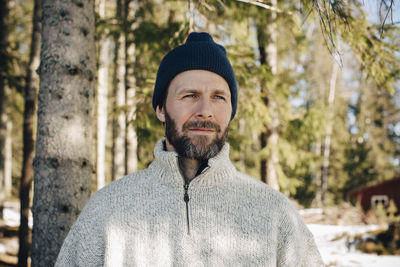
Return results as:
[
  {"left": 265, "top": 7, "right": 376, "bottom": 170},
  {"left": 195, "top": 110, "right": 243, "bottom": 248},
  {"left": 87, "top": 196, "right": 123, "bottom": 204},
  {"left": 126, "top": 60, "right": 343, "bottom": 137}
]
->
[{"left": 182, "top": 120, "right": 221, "bottom": 132}]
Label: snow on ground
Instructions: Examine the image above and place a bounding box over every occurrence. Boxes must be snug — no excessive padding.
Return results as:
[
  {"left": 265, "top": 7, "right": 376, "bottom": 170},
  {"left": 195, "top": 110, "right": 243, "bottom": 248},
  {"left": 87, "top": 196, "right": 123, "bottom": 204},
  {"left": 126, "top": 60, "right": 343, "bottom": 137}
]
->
[
  {"left": 2, "top": 202, "right": 33, "bottom": 228},
  {"left": 308, "top": 224, "right": 400, "bottom": 267}
]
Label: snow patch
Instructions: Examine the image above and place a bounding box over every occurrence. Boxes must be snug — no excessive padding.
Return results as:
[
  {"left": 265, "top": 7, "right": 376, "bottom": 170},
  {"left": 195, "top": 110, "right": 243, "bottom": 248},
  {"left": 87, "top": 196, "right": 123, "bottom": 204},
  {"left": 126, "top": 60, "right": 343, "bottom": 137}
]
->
[{"left": 308, "top": 224, "right": 400, "bottom": 267}]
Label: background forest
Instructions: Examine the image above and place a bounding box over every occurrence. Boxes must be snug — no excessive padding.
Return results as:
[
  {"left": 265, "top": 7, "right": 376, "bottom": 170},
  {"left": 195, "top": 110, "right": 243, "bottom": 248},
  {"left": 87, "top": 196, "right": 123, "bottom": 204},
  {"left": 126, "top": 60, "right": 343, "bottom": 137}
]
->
[{"left": 0, "top": 0, "right": 399, "bottom": 266}]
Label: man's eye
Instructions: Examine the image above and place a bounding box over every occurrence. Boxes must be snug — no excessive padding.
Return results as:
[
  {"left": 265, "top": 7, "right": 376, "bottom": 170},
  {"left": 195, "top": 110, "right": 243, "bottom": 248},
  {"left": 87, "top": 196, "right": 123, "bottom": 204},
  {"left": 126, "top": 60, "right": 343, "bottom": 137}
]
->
[
  {"left": 215, "top": 95, "right": 226, "bottom": 100},
  {"left": 183, "top": 94, "right": 196, "bottom": 99}
]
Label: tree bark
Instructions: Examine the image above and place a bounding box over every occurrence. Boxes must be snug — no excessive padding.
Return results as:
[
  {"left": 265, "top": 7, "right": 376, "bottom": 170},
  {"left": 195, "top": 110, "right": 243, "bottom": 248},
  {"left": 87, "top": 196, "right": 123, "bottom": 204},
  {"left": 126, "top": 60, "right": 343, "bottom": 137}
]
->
[
  {"left": 313, "top": 140, "right": 323, "bottom": 207},
  {"left": 112, "top": 0, "right": 126, "bottom": 180},
  {"left": 96, "top": 0, "right": 111, "bottom": 189},
  {"left": 258, "top": 0, "right": 280, "bottom": 191},
  {"left": 188, "top": 0, "right": 195, "bottom": 32},
  {"left": 260, "top": 132, "right": 267, "bottom": 183},
  {"left": 31, "top": 0, "right": 95, "bottom": 265},
  {"left": 125, "top": 0, "right": 138, "bottom": 174},
  {"left": 17, "top": 0, "right": 42, "bottom": 266},
  {"left": 4, "top": 119, "right": 12, "bottom": 197},
  {"left": 320, "top": 61, "right": 339, "bottom": 205},
  {"left": 0, "top": 0, "right": 10, "bottom": 220},
  {"left": 265, "top": 0, "right": 279, "bottom": 191}
]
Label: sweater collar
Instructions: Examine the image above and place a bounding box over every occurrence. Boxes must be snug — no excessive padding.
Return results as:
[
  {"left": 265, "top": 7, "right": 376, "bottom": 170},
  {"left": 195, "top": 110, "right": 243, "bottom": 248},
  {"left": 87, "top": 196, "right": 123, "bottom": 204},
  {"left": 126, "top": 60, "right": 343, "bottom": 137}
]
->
[{"left": 148, "top": 139, "right": 236, "bottom": 189}]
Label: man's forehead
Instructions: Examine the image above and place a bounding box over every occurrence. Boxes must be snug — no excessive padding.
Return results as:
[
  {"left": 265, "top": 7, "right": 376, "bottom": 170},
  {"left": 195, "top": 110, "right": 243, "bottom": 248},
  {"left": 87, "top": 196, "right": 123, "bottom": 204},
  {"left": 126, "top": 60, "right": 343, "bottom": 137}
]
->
[
  {"left": 173, "top": 86, "right": 231, "bottom": 95},
  {"left": 168, "top": 70, "right": 230, "bottom": 93}
]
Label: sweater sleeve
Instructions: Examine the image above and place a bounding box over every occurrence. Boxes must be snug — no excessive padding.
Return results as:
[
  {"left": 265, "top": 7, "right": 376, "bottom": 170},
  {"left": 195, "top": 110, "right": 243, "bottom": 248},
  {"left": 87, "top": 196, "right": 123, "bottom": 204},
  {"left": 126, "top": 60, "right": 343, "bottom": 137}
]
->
[{"left": 276, "top": 202, "right": 324, "bottom": 267}]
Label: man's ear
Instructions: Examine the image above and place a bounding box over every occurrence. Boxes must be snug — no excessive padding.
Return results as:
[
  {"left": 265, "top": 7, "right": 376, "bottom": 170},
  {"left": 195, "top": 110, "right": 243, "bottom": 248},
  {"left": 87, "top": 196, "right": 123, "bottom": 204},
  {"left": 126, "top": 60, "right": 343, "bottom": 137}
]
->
[{"left": 156, "top": 105, "right": 166, "bottom": 123}]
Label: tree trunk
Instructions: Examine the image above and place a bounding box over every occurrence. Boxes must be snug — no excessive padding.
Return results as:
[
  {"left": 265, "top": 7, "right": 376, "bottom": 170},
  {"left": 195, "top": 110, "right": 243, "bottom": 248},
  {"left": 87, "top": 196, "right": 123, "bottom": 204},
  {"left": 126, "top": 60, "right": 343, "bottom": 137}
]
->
[
  {"left": 112, "top": 0, "right": 126, "bottom": 180},
  {"left": 258, "top": 0, "right": 280, "bottom": 191},
  {"left": 258, "top": 25, "right": 268, "bottom": 185},
  {"left": 125, "top": 0, "right": 138, "bottom": 174},
  {"left": 31, "top": 0, "right": 95, "bottom": 265},
  {"left": 0, "top": 111, "right": 9, "bottom": 219},
  {"left": 0, "top": 0, "right": 10, "bottom": 220},
  {"left": 188, "top": 0, "right": 195, "bottom": 32},
  {"left": 4, "top": 119, "right": 12, "bottom": 197},
  {"left": 313, "top": 140, "right": 323, "bottom": 207},
  {"left": 320, "top": 61, "right": 339, "bottom": 205},
  {"left": 17, "top": 0, "right": 42, "bottom": 266},
  {"left": 266, "top": 103, "right": 280, "bottom": 191},
  {"left": 97, "top": 0, "right": 111, "bottom": 189},
  {"left": 265, "top": 0, "right": 279, "bottom": 191},
  {"left": 260, "top": 132, "right": 267, "bottom": 183}
]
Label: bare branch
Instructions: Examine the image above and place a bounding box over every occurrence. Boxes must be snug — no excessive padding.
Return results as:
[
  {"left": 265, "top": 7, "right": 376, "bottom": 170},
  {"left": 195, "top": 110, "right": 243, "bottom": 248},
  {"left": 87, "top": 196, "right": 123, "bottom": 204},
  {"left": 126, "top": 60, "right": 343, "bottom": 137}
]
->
[
  {"left": 380, "top": 0, "right": 394, "bottom": 37},
  {"left": 235, "top": 0, "right": 293, "bottom": 15}
]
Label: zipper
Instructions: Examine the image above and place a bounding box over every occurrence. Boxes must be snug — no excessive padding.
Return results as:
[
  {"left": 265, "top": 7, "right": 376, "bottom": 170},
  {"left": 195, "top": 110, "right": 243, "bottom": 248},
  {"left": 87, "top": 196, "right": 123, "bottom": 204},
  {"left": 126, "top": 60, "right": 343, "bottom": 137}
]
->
[
  {"left": 184, "top": 181, "right": 191, "bottom": 235},
  {"left": 179, "top": 159, "right": 211, "bottom": 236}
]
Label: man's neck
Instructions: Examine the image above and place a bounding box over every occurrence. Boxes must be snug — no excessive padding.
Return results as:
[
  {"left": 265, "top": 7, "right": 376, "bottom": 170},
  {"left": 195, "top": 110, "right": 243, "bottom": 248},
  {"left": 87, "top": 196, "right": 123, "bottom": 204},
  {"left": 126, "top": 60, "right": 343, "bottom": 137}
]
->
[
  {"left": 178, "top": 157, "right": 202, "bottom": 181},
  {"left": 164, "top": 139, "right": 207, "bottom": 181}
]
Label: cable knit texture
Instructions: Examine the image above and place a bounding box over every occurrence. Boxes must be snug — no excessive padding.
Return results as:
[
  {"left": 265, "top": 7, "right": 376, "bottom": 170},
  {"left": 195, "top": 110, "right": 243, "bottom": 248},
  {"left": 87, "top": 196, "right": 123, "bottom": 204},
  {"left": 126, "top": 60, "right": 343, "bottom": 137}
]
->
[{"left": 55, "top": 139, "right": 323, "bottom": 266}]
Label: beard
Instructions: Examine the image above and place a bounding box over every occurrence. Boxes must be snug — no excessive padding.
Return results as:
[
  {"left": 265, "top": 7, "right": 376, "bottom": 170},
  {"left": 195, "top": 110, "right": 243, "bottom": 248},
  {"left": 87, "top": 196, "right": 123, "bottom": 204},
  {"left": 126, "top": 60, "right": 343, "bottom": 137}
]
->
[{"left": 164, "top": 111, "right": 229, "bottom": 160}]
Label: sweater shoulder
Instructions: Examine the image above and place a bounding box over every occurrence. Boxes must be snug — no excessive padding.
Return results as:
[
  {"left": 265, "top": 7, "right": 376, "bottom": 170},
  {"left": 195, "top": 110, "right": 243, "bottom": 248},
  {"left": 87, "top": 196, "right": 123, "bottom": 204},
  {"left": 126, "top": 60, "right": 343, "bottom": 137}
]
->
[
  {"left": 231, "top": 171, "right": 303, "bottom": 224},
  {"left": 83, "top": 169, "right": 151, "bottom": 210},
  {"left": 234, "top": 171, "right": 294, "bottom": 205}
]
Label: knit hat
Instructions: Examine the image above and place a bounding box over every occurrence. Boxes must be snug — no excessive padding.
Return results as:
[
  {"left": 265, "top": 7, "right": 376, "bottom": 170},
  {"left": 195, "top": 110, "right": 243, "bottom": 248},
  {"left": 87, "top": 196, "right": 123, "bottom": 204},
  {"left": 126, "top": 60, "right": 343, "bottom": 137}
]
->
[{"left": 152, "top": 32, "right": 238, "bottom": 120}]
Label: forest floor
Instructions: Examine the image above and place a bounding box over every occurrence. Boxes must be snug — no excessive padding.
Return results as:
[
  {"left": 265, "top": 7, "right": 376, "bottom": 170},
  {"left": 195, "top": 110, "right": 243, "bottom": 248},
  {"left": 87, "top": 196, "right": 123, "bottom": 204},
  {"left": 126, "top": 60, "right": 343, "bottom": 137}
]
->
[{"left": 0, "top": 201, "right": 399, "bottom": 266}]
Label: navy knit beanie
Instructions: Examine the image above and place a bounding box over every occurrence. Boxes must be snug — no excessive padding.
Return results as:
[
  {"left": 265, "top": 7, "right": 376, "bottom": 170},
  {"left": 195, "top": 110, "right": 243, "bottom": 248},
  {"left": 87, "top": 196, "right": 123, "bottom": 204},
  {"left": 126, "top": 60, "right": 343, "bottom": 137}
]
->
[{"left": 152, "top": 32, "right": 238, "bottom": 120}]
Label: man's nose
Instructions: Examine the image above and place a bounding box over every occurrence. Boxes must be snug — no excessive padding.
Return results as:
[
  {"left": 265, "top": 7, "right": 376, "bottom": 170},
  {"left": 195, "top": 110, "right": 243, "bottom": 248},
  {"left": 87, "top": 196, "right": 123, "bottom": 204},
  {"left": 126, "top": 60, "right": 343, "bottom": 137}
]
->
[{"left": 195, "top": 98, "right": 213, "bottom": 119}]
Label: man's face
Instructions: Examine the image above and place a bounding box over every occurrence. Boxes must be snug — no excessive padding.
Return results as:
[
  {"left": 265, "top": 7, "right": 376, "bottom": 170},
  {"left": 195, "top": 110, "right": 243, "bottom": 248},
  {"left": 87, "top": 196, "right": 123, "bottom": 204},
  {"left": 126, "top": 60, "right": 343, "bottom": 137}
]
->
[{"left": 156, "top": 70, "right": 232, "bottom": 160}]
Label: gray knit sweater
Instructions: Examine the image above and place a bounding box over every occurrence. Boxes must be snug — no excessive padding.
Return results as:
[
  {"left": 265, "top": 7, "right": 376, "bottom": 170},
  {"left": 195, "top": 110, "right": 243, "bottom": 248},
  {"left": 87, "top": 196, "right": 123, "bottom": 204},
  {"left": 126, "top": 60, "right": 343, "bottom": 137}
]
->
[{"left": 55, "top": 140, "right": 323, "bottom": 266}]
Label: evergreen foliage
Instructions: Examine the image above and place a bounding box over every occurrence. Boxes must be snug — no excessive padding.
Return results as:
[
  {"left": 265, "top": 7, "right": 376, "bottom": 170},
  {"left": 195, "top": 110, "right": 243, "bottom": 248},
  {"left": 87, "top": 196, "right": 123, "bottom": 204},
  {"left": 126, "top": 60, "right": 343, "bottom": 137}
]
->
[{"left": 3, "top": 0, "right": 400, "bottom": 214}]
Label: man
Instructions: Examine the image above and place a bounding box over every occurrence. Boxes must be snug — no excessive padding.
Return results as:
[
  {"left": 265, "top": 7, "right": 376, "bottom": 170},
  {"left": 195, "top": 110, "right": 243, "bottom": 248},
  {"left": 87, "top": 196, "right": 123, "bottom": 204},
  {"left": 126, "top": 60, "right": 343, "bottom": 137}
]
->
[{"left": 56, "top": 32, "right": 323, "bottom": 266}]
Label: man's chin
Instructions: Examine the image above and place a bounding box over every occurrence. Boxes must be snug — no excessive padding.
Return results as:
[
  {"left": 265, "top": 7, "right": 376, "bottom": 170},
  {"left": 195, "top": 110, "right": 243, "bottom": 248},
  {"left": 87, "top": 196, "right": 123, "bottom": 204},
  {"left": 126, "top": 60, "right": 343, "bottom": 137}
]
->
[{"left": 186, "top": 134, "right": 214, "bottom": 147}]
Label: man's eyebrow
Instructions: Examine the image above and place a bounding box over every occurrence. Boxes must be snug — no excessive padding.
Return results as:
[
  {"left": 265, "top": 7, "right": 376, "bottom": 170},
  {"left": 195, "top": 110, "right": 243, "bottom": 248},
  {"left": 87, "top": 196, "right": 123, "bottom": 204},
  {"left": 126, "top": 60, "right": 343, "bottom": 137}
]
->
[
  {"left": 175, "top": 88, "right": 230, "bottom": 95},
  {"left": 176, "top": 88, "right": 199, "bottom": 94},
  {"left": 213, "top": 89, "right": 230, "bottom": 95}
]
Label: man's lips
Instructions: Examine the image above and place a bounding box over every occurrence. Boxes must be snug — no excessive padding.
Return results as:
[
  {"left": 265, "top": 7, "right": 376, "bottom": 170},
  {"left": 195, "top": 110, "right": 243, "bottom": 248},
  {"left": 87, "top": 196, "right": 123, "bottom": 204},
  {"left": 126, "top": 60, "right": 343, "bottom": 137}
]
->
[{"left": 188, "top": 128, "right": 215, "bottom": 132}]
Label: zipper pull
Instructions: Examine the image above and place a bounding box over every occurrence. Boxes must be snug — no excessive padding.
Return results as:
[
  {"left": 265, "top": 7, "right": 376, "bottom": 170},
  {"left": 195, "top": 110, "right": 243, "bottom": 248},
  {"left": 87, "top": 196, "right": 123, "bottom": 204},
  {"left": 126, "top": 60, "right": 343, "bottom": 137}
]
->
[{"left": 184, "top": 183, "right": 191, "bottom": 235}]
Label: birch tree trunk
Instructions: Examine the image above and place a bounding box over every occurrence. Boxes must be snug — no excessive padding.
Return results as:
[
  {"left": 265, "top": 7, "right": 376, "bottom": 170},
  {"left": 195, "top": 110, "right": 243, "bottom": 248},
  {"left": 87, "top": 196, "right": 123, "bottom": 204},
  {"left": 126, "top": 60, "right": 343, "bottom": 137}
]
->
[
  {"left": 125, "top": 0, "right": 138, "bottom": 174},
  {"left": 32, "top": 0, "right": 95, "bottom": 265},
  {"left": 188, "top": 0, "right": 195, "bottom": 32},
  {"left": 320, "top": 61, "right": 339, "bottom": 205},
  {"left": 265, "top": 0, "right": 279, "bottom": 191},
  {"left": 112, "top": 0, "right": 126, "bottom": 180},
  {"left": 18, "top": 0, "right": 42, "bottom": 265},
  {"left": 0, "top": 112, "right": 7, "bottom": 220},
  {"left": 4, "top": 119, "right": 12, "bottom": 198},
  {"left": 97, "top": 0, "right": 111, "bottom": 189},
  {"left": 258, "top": 0, "right": 280, "bottom": 191},
  {"left": 313, "top": 140, "right": 323, "bottom": 207}
]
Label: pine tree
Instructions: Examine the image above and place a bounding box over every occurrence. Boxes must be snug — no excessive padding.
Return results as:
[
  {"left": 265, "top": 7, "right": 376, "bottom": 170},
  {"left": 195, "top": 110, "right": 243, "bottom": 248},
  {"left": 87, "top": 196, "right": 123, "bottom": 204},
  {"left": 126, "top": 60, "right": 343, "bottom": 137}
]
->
[
  {"left": 112, "top": 0, "right": 127, "bottom": 180},
  {"left": 257, "top": 0, "right": 280, "bottom": 191},
  {"left": 0, "top": 0, "right": 10, "bottom": 220},
  {"left": 17, "top": 0, "right": 42, "bottom": 265},
  {"left": 96, "top": 0, "right": 113, "bottom": 189},
  {"left": 125, "top": 0, "right": 138, "bottom": 174},
  {"left": 32, "top": 0, "right": 96, "bottom": 265}
]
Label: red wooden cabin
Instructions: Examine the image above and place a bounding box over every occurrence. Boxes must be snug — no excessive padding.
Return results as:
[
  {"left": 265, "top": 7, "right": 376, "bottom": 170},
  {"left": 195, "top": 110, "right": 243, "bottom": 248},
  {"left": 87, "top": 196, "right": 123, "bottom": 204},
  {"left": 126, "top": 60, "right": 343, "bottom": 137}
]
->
[{"left": 348, "top": 177, "right": 400, "bottom": 213}]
